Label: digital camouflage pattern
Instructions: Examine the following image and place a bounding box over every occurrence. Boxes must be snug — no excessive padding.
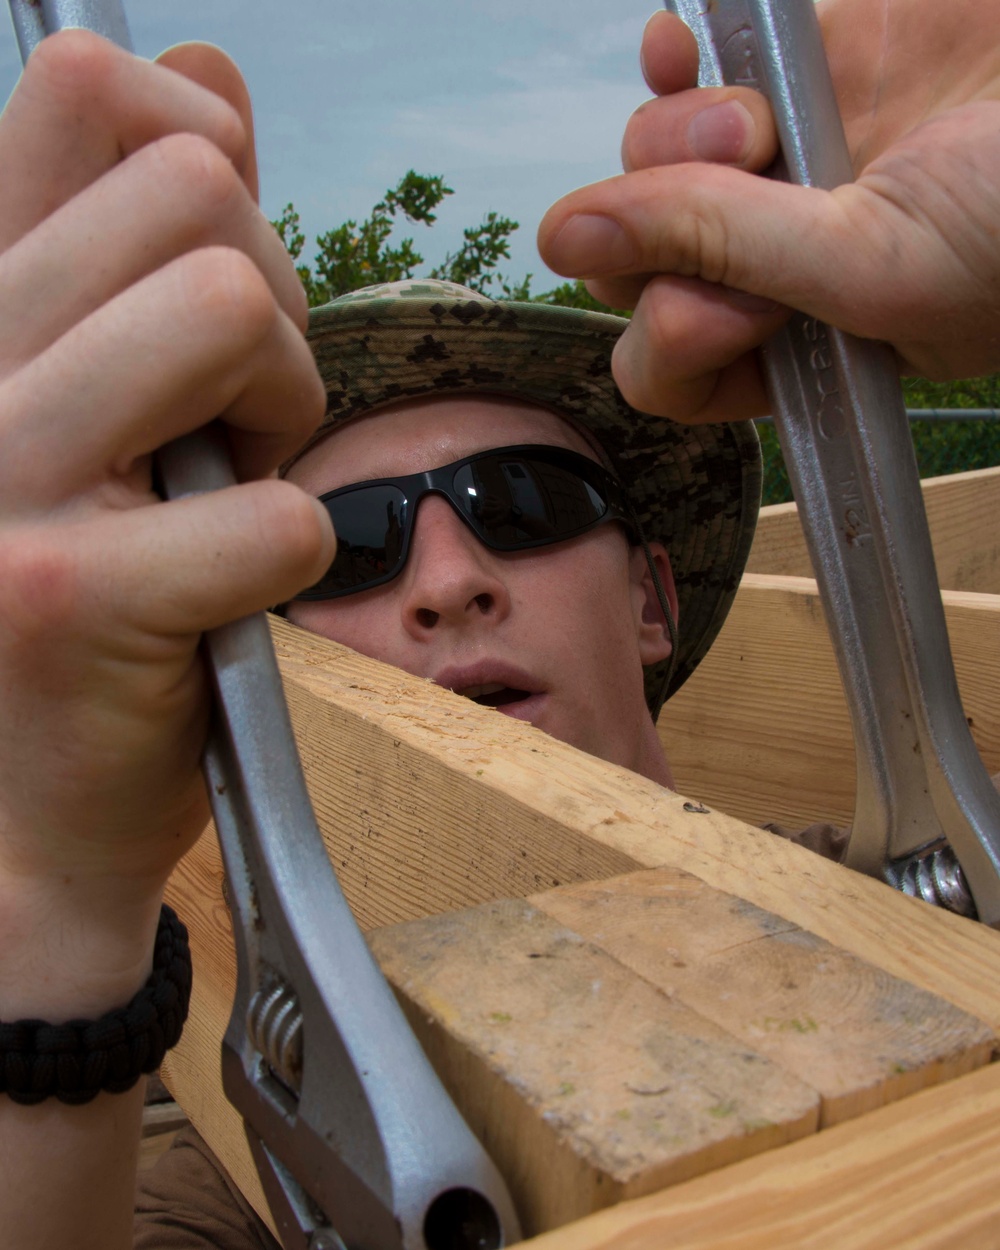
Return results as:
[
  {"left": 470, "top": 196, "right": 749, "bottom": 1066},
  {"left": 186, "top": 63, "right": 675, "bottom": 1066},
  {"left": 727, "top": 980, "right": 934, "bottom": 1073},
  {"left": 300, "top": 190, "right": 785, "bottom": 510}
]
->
[{"left": 298, "top": 280, "right": 762, "bottom": 716}]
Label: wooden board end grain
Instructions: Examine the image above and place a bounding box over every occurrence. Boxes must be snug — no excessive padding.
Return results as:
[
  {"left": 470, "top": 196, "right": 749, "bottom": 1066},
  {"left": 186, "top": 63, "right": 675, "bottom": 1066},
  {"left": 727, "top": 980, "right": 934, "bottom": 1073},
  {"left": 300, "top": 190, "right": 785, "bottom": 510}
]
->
[
  {"left": 532, "top": 869, "right": 995, "bottom": 1128},
  {"left": 519, "top": 1059, "right": 1000, "bottom": 1250},
  {"left": 369, "top": 897, "right": 819, "bottom": 1238}
]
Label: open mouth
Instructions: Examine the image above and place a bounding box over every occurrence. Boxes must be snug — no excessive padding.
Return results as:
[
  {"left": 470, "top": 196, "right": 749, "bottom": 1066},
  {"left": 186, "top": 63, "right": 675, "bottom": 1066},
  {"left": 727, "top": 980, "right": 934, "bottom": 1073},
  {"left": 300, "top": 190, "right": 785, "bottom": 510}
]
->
[{"left": 455, "top": 682, "right": 534, "bottom": 708}]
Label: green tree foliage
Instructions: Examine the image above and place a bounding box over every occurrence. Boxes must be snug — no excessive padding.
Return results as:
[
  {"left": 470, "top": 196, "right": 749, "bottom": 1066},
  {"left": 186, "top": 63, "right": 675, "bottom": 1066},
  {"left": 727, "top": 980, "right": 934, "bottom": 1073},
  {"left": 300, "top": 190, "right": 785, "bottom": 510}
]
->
[
  {"left": 272, "top": 173, "right": 636, "bottom": 310},
  {"left": 429, "top": 212, "right": 529, "bottom": 298},
  {"left": 901, "top": 373, "right": 999, "bottom": 411},
  {"left": 273, "top": 171, "right": 528, "bottom": 306},
  {"left": 531, "top": 279, "right": 626, "bottom": 316},
  {"left": 758, "top": 385, "right": 1000, "bottom": 506}
]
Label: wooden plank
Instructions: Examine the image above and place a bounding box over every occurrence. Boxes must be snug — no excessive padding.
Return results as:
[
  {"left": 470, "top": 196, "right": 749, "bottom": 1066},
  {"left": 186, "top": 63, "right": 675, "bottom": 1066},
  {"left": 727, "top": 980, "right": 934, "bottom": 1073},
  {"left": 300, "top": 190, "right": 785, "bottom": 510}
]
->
[
  {"left": 743, "top": 499, "right": 807, "bottom": 577},
  {"left": 520, "top": 1059, "right": 1000, "bottom": 1250},
  {"left": 920, "top": 466, "right": 1000, "bottom": 593},
  {"left": 262, "top": 618, "right": 1000, "bottom": 1026},
  {"left": 532, "top": 870, "right": 994, "bottom": 1128},
  {"left": 161, "top": 617, "right": 1000, "bottom": 1236},
  {"left": 745, "top": 464, "right": 1000, "bottom": 593},
  {"left": 659, "top": 575, "right": 1000, "bottom": 830},
  {"left": 370, "top": 897, "right": 820, "bottom": 1238},
  {"left": 370, "top": 872, "right": 991, "bottom": 1235}
]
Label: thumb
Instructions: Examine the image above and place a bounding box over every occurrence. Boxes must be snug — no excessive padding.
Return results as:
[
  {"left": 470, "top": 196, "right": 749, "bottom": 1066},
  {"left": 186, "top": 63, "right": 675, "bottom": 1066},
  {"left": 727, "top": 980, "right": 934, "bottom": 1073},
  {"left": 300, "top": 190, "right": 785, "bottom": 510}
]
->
[
  {"left": 537, "top": 162, "right": 895, "bottom": 337},
  {"left": 541, "top": 104, "right": 1000, "bottom": 384}
]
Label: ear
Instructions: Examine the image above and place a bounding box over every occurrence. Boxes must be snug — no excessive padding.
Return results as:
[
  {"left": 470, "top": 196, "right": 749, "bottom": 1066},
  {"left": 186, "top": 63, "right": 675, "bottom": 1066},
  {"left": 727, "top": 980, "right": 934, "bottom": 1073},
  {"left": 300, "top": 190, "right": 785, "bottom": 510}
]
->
[{"left": 628, "top": 541, "right": 678, "bottom": 666}]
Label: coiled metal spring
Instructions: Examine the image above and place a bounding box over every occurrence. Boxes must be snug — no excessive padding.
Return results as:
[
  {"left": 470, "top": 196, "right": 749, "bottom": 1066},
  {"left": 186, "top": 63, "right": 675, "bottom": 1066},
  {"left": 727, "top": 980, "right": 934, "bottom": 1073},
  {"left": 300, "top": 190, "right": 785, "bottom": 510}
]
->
[
  {"left": 887, "top": 845, "right": 977, "bottom": 920},
  {"left": 248, "top": 981, "right": 304, "bottom": 1094}
]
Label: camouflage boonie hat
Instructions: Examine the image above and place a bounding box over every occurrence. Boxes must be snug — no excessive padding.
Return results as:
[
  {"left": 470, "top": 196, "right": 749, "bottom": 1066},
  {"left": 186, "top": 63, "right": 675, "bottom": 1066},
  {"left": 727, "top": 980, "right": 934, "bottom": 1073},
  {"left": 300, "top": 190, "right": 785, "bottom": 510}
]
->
[{"left": 299, "top": 279, "right": 762, "bottom": 716}]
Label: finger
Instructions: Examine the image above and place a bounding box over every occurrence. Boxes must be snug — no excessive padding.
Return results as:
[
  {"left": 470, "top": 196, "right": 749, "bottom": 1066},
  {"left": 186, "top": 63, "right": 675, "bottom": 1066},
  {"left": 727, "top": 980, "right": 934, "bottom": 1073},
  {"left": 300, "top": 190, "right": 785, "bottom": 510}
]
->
[
  {"left": 0, "top": 30, "right": 248, "bottom": 249},
  {"left": 544, "top": 106, "right": 1000, "bottom": 400},
  {"left": 100, "top": 483, "right": 335, "bottom": 635},
  {"left": 157, "top": 42, "right": 259, "bottom": 202},
  {"left": 0, "top": 130, "right": 308, "bottom": 366},
  {"left": 584, "top": 269, "right": 776, "bottom": 322},
  {"left": 0, "top": 479, "right": 333, "bottom": 866},
  {"left": 623, "top": 88, "right": 779, "bottom": 173},
  {"left": 611, "top": 274, "right": 783, "bottom": 421},
  {"left": 639, "top": 11, "right": 700, "bottom": 96},
  {"left": 584, "top": 272, "right": 655, "bottom": 310},
  {"left": 3, "top": 246, "right": 327, "bottom": 505},
  {"left": 4, "top": 480, "right": 334, "bottom": 642},
  {"left": 538, "top": 162, "right": 862, "bottom": 321}
]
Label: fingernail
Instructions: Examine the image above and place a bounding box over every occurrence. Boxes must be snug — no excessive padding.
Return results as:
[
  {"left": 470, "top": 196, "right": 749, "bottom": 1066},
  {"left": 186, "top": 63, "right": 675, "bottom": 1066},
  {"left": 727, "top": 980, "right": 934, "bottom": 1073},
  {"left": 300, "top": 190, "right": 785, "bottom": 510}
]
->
[
  {"left": 686, "top": 101, "right": 755, "bottom": 163},
  {"left": 547, "top": 215, "right": 635, "bottom": 275},
  {"left": 721, "top": 284, "right": 782, "bottom": 314}
]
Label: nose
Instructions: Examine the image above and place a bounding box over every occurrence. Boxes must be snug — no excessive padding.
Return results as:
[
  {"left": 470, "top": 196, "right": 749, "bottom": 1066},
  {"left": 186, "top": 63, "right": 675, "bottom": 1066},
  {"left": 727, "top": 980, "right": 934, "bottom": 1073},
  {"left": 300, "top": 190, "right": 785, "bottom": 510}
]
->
[{"left": 399, "top": 495, "right": 512, "bottom": 636}]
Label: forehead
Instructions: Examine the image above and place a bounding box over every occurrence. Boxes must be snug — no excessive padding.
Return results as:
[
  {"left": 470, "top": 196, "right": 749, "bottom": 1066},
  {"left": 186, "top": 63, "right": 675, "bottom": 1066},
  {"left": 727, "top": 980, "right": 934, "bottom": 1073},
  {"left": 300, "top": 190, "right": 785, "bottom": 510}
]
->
[{"left": 285, "top": 395, "right": 602, "bottom": 495}]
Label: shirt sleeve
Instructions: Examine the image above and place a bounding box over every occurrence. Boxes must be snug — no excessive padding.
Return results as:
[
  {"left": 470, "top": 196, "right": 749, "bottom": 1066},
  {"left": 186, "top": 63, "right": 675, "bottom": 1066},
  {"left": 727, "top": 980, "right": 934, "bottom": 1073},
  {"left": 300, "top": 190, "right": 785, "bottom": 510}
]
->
[{"left": 134, "top": 1125, "right": 281, "bottom": 1250}]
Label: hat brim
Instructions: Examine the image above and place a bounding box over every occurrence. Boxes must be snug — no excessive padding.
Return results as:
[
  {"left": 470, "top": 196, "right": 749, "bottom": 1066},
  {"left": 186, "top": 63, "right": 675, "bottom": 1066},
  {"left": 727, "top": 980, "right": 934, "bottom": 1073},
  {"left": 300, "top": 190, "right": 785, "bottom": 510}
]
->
[{"left": 303, "top": 285, "right": 761, "bottom": 713}]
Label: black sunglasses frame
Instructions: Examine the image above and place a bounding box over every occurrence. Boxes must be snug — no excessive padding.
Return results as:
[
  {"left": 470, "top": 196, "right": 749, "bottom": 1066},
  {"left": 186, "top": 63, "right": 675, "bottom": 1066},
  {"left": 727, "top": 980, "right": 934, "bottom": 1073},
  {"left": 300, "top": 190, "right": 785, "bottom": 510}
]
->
[{"left": 294, "top": 443, "right": 636, "bottom": 601}]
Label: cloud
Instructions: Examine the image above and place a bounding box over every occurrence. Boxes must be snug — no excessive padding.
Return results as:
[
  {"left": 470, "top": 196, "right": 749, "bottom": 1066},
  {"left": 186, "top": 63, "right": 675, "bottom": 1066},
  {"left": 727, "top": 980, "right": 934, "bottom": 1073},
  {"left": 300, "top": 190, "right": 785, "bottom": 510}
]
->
[
  {"left": 391, "top": 80, "right": 646, "bottom": 169},
  {"left": 578, "top": 16, "right": 649, "bottom": 59},
  {"left": 493, "top": 14, "right": 648, "bottom": 87}
]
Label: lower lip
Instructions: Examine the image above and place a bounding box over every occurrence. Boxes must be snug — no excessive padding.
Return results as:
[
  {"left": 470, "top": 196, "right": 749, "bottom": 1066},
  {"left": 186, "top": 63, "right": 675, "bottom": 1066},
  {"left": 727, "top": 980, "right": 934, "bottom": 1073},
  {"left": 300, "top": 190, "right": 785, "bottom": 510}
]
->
[{"left": 493, "top": 692, "right": 547, "bottom": 724}]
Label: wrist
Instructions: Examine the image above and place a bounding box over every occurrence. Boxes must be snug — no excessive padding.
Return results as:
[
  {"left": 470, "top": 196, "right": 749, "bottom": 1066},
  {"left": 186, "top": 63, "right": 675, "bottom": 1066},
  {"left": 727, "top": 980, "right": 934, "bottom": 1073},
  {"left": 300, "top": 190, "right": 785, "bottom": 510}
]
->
[
  {"left": 0, "top": 904, "right": 192, "bottom": 1106},
  {"left": 0, "top": 867, "right": 166, "bottom": 1021}
]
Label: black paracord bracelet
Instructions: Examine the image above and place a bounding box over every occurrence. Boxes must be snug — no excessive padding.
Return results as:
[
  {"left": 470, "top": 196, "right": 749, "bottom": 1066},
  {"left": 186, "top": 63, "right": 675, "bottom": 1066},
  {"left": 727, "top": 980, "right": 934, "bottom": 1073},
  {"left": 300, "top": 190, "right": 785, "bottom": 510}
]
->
[{"left": 0, "top": 903, "right": 192, "bottom": 1106}]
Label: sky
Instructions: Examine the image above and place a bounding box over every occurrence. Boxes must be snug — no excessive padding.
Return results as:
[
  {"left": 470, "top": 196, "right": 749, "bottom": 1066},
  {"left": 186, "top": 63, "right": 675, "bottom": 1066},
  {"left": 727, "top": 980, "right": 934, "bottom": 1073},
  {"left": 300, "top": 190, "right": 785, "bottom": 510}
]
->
[{"left": 1, "top": 1, "right": 660, "bottom": 292}]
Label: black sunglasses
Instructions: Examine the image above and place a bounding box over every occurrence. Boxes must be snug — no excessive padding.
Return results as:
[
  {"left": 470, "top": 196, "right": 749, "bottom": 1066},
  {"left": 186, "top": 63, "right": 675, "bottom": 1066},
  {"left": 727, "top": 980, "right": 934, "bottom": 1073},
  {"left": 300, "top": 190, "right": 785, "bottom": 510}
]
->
[{"left": 294, "top": 443, "right": 635, "bottom": 601}]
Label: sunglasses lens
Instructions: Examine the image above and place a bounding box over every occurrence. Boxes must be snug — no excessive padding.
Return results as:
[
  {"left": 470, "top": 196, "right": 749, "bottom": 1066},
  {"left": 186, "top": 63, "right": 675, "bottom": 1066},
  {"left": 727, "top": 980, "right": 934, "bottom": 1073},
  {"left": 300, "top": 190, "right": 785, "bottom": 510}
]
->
[
  {"left": 453, "top": 453, "right": 610, "bottom": 547},
  {"left": 303, "top": 485, "right": 407, "bottom": 597},
  {"left": 294, "top": 447, "right": 625, "bottom": 602}
]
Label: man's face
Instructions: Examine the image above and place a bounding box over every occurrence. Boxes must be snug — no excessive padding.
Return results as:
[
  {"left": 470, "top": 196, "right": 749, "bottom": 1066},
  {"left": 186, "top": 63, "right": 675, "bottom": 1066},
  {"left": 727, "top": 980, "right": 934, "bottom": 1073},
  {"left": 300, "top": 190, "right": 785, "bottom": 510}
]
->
[{"left": 285, "top": 395, "right": 674, "bottom": 785}]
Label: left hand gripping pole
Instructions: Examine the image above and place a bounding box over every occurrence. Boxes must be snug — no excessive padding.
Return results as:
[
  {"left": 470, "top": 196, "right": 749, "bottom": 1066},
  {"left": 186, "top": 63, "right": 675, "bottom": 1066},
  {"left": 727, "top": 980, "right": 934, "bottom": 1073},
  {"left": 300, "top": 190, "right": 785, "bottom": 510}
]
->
[{"left": 7, "top": 6, "right": 521, "bottom": 1244}]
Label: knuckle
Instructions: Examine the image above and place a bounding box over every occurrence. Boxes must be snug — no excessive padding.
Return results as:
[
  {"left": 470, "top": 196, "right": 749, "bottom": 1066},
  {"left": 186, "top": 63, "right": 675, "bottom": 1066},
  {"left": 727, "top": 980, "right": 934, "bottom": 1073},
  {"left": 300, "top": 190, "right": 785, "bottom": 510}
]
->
[
  {"left": 148, "top": 132, "right": 242, "bottom": 216},
  {"left": 0, "top": 531, "right": 80, "bottom": 643},
  {"left": 685, "top": 205, "right": 732, "bottom": 285},
  {"left": 633, "top": 277, "right": 676, "bottom": 358},
  {"left": 620, "top": 103, "right": 653, "bottom": 173},
  {"left": 653, "top": 166, "right": 737, "bottom": 286},
  {"left": 23, "top": 28, "right": 118, "bottom": 107},
  {"left": 179, "top": 245, "right": 275, "bottom": 343},
  {"left": 209, "top": 101, "right": 249, "bottom": 172}
]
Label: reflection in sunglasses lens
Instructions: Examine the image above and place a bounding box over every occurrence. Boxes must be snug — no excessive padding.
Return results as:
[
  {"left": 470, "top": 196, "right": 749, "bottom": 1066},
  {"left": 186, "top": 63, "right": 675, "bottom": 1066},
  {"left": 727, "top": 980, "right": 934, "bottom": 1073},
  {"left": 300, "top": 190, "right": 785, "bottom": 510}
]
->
[
  {"left": 324, "top": 486, "right": 407, "bottom": 591},
  {"left": 454, "top": 455, "right": 608, "bottom": 548}
]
